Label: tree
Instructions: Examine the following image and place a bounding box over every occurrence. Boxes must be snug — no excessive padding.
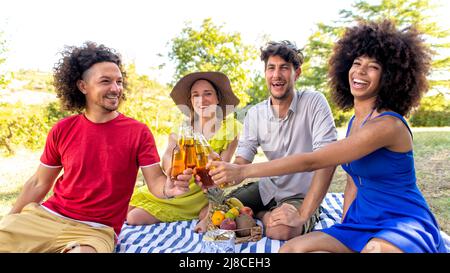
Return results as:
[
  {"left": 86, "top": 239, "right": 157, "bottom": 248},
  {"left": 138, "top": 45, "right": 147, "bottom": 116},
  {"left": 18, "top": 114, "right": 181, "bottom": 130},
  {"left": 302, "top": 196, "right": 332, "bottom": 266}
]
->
[
  {"left": 300, "top": 0, "right": 450, "bottom": 125},
  {"left": 0, "top": 30, "right": 9, "bottom": 88},
  {"left": 167, "top": 18, "right": 258, "bottom": 106},
  {"left": 245, "top": 72, "right": 267, "bottom": 105},
  {"left": 120, "top": 63, "right": 179, "bottom": 144}
]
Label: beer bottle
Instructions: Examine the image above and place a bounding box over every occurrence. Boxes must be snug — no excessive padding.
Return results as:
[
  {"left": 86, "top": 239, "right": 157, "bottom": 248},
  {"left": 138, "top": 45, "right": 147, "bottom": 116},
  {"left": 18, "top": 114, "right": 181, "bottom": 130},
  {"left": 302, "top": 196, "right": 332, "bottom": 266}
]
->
[
  {"left": 198, "top": 134, "right": 232, "bottom": 188},
  {"left": 194, "top": 133, "right": 215, "bottom": 189},
  {"left": 170, "top": 123, "right": 188, "bottom": 180},
  {"left": 184, "top": 126, "right": 197, "bottom": 169},
  {"left": 170, "top": 144, "right": 185, "bottom": 180}
]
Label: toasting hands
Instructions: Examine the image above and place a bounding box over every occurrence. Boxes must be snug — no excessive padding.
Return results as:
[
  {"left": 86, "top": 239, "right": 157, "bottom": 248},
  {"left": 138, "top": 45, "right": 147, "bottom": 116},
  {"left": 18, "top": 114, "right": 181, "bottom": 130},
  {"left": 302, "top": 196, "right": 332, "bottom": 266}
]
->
[
  {"left": 207, "top": 161, "right": 245, "bottom": 187},
  {"left": 164, "top": 168, "right": 193, "bottom": 198}
]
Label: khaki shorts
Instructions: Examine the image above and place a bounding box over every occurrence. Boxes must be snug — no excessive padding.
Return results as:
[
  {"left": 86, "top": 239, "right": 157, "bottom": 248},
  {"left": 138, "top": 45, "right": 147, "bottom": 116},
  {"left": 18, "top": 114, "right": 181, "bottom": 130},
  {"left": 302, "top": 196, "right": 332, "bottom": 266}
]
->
[
  {"left": 0, "top": 203, "right": 115, "bottom": 253},
  {"left": 228, "top": 181, "right": 321, "bottom": 235}
]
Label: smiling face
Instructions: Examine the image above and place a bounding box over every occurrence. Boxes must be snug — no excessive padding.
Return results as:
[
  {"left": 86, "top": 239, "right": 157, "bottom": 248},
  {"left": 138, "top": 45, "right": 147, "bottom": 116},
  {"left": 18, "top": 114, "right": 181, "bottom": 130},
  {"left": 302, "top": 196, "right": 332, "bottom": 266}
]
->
[
  {"left": 190, "top": 79, "right": 220, "bottom": 118},
  {"left": 77, "top": 62, "right": 123, "bottom": 113},
  {"left": 348, "top": 55, "right": 383, "bottom": 101},
  {"left": 265, "top": 55, "right": 301, "bottom": 101}
]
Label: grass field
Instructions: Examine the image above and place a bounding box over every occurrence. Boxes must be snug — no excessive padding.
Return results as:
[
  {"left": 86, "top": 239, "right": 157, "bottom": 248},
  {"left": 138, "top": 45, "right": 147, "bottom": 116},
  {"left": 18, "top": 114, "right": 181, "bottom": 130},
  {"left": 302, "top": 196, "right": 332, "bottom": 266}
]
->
[{"left": 0, "top": 128, "right": 449, "bottom": 235}]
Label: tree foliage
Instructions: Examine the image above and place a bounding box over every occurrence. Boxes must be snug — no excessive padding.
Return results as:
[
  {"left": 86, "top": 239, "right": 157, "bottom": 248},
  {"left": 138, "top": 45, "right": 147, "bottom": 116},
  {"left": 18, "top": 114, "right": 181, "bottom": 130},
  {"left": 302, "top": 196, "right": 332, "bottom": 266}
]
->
[
  {"left": 167, "top": 18, "right": 258, "bottom": 106},
  {"left": 0, "top": 30, "right": 9, "bottom": 88},
  {"left": 0, "top": 64, "right": 178, "bottom": 155},
  {"left": 410, "top": 93, "right": 450, "bottom": 126},
  {"left": 300, "top": 0, "right": 450, "bottom": 125},
  {"left": 10, "top": 69, "right": 55, "bottom": 92},
  {"left": 120, "top": 63, "right": 180, "bottom": 145}
]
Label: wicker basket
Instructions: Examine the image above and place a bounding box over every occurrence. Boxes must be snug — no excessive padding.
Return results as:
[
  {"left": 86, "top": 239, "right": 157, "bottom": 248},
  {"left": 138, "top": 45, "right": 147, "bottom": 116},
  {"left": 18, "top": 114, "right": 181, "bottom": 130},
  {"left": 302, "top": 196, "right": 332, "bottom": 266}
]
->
[{"left": 206, "top": 213, "right": 263, "bottom": 244}]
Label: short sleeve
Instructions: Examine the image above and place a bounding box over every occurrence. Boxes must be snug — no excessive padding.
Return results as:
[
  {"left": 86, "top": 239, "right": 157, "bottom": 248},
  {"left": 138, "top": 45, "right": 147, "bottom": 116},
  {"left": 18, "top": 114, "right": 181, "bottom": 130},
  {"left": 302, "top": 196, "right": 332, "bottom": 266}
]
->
[
  {"left": 40, "top": 125, "right": 62, "bottom": 167},
  {"left": 309, "top": 93, "right": 338, "bottom": 150},
  {"left": 138, "top": 125, "right": 161, "bottom": 167}
]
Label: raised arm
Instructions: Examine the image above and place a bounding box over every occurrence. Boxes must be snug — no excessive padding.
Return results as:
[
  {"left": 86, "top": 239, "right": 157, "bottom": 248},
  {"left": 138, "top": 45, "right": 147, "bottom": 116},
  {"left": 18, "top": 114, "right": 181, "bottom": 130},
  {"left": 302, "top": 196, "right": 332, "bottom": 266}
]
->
[
  {"left": 9, "top": 164, "right": 62, "bottom": 214},
  {"left": 210, "top": 116, "right": 406, "bottom": 184},
  {"left": 141, "top": 164, "right": 191, "bottom": 199}
]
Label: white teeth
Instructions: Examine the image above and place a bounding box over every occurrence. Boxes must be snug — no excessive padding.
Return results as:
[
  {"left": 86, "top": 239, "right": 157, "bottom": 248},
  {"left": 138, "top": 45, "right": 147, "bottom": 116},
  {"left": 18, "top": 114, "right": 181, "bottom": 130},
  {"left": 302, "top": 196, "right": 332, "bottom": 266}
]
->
[{"left": 353, "top": 79, "right": 368, "bottom": 84}]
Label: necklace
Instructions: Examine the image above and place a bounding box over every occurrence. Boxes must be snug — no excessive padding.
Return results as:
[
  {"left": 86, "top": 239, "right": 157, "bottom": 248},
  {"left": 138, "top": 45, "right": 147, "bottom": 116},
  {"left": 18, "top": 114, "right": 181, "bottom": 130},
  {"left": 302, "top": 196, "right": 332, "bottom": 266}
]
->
[{"left": 360, "top": 108, "right": 375, "bottom": 128}]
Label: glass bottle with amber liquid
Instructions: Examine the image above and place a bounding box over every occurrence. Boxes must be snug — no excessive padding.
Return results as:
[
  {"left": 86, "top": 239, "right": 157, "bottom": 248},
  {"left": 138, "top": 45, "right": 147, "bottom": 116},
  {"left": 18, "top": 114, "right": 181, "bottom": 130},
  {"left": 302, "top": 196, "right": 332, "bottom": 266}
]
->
[
  {"left": 183, "top": 126, "right": 197, "bottom": 170},
  {"left": 194, "top": 133, "right": 213, "bottom": 189},
  {"left": 194, "top": 133, "right": 223, "bottom": 189},
  {"left": 170, "top": 124, "right": 189, "bottom": 180}
]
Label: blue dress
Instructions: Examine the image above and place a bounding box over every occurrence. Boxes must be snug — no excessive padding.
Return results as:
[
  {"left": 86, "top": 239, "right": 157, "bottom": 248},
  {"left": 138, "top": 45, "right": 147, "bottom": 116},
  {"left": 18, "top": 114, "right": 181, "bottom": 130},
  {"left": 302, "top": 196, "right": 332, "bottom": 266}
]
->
[{"left": 320, "top": 111, "right": 446, "bottom": 253}]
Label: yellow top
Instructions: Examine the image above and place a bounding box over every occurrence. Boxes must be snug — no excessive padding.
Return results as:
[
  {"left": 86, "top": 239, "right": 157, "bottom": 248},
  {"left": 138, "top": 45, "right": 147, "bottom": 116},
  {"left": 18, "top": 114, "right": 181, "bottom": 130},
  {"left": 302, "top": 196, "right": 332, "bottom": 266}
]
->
[{"left": 129, "top": 116, "right": 242, "bottom": 222}]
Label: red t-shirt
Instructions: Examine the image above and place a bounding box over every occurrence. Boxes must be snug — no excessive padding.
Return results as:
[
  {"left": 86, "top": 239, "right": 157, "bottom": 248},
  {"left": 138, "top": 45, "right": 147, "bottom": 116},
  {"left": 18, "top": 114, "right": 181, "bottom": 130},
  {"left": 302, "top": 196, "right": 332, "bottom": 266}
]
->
[{"left": 41, "top": 113, "right": 160, "bottom": 235}]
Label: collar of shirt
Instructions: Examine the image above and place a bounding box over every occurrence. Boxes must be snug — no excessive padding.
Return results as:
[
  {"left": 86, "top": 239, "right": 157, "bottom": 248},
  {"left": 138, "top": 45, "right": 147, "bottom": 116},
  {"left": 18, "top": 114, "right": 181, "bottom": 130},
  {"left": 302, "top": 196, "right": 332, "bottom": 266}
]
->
[{"left": 266, "top": 91, "right": 299, "bottom": 121}]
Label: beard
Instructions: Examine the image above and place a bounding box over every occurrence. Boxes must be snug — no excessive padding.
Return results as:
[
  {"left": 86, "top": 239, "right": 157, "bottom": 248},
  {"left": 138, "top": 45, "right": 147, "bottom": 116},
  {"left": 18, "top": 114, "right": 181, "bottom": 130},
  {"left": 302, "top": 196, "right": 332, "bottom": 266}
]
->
[
  {"left": 269, "top": 84, "right": 293, "bottom": 100},
  {"left": 100, "top": 95, "right": 123, "bottom": 112},
  {"left": 270, "top": 90, "right": 291, "bottom": 100}
]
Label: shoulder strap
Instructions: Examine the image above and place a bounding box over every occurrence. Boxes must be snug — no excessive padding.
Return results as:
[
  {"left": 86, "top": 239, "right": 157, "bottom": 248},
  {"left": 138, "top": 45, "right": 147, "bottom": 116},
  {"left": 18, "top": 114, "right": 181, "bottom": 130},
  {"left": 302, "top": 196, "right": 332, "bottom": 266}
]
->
[
  {"left": 346, "top": 115, "right": 356, "bottom": 137},
  {"left": 373, "top": 111, "right": 413, "bottom": 138}
]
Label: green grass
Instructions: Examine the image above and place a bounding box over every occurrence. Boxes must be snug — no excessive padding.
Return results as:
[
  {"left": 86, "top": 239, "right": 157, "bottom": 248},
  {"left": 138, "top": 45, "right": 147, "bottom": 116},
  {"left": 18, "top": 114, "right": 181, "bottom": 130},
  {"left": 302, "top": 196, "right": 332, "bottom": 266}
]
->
[
  {"left": 328, "top": 129, "right": 450, "bottom": 234},
  {"left": 1, "top": 129, "right": 449, "bottom": 235}
]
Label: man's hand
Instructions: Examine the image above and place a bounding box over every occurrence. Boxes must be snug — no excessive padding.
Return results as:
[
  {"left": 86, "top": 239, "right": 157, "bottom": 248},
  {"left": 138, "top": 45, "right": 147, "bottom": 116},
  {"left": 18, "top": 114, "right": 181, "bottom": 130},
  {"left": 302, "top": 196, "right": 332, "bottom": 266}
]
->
[
  {"left": 267, "top": 203, "right": 304, "bottom": 229},
  {"left": 208, "top": 161, "right": 245, "bottom": 187},
  {"left": 164, "top": 168, "right": 192, "bottom": 198}
]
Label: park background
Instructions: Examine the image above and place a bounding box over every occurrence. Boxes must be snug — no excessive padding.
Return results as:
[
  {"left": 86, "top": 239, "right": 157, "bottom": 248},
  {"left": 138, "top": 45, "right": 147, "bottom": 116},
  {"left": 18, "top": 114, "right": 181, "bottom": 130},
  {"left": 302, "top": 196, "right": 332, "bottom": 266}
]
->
[{"left": 0, "top": 0, "right": 449, "bottom": 234}]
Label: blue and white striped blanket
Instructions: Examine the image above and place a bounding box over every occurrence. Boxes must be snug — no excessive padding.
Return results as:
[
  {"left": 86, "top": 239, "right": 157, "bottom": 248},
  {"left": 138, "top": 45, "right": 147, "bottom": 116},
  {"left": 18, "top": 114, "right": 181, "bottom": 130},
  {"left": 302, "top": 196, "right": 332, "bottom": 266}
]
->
[{"left": 115, "top": 193, "right": 450, "bottom": 253}]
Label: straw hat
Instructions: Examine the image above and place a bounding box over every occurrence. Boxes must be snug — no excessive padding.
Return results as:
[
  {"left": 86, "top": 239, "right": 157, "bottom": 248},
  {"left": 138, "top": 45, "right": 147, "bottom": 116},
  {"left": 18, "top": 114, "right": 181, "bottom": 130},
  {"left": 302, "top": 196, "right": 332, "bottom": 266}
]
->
[{"left": 170, "top": 72, "right": 240, "bottom": 116}]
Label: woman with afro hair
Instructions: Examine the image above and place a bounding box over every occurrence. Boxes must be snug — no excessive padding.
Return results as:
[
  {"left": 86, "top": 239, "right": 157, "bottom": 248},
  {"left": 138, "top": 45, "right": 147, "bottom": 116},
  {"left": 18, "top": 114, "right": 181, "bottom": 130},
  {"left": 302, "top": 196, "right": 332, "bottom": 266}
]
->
[{"left": 208, "top": 20, "right": 447, "bottom": 253}]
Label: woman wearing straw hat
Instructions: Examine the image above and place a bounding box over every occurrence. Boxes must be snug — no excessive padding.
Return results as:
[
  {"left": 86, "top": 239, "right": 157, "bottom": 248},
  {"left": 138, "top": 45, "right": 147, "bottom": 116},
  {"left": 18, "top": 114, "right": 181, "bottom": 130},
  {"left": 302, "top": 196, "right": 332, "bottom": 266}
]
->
[{"left": 127, "top": 71, "right": 242, "bottom": 232}]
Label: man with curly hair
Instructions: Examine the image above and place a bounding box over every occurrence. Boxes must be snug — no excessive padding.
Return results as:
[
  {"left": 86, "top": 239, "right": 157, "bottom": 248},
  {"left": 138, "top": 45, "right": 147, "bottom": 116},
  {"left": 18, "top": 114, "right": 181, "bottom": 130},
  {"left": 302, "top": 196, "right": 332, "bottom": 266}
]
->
[
  {"left": 210, "top": 20, "right": 447, "bottom": 253},
  {"left": 212, "top": 40, "right": 338, "bottom": 241},
  {"left": 0, "top": 42, "right": 192, "bottom": 253}
]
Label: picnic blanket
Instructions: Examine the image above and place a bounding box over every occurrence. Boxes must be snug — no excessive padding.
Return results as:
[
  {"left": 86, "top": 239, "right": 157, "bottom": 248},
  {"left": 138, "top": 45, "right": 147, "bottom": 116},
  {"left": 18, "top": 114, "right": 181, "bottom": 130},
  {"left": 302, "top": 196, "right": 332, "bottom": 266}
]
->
[{"left": 115, "top": 193, "right": 450, "bottom": 253}]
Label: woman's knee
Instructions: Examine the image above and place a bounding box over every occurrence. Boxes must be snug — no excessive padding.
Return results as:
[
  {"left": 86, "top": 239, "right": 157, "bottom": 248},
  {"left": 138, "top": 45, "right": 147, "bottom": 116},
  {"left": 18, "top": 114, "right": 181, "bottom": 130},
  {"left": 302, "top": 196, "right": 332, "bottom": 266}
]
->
[
  {"left": 278, "top": 237, "right": 309, "bottom": 253},
  {"left": 126, "top": 208, "right": 158, "bottom": 225}
]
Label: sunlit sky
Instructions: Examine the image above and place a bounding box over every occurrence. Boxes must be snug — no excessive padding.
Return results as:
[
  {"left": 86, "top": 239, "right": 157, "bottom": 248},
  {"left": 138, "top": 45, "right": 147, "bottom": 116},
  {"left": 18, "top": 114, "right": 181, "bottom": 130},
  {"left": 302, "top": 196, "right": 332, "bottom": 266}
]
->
[{"left": 1, "top": 0, "right": 449, "bottom": 84}]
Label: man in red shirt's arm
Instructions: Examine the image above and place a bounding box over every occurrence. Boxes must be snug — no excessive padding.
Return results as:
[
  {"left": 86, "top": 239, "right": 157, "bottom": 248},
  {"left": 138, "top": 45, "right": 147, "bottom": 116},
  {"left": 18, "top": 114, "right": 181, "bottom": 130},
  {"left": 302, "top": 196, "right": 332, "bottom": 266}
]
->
[{"left": 0, "top": 42, "right": 191, "bottom": 253}]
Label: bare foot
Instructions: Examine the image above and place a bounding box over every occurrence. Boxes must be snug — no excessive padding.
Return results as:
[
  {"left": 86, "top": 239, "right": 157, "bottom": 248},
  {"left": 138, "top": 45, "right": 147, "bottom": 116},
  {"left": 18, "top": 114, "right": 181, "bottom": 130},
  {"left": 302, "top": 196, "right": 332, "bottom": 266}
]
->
[{"left": 194, "top": 218, "right": 208, "bottom": 233}]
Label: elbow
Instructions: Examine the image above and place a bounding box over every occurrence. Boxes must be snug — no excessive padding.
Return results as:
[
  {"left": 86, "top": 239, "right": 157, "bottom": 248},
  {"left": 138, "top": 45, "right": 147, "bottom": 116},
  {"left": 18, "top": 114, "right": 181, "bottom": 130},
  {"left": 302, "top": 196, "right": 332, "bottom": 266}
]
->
[{"left": 303, "top": 163, "right": 316, "bottom": 173}]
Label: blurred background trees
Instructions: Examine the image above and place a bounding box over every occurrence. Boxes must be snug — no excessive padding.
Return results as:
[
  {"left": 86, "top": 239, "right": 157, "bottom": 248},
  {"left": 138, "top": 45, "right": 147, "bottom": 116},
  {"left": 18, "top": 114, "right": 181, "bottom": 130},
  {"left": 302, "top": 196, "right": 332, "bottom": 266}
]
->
[
  {"left": 0, "top": 30, "right": 9, "bottom": 88},
  {"left": 300, "top": 0, "right": 450, "bottom": 126},
  {"left": 167, "top": 18, "right": 258, "bottom": 107},
  {"left": 0, "top": 0, "right": 449, "bottom": 155}
]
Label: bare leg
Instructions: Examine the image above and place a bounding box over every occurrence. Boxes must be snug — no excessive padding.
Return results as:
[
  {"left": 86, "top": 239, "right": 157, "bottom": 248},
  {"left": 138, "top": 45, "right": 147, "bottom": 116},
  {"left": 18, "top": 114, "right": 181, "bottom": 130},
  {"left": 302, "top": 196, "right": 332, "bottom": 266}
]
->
[
  {"left": 194, "top": 204, "right": 210, "bottom": 233},
  {"left": 126, "top": 207, "right": 161, "bottom": 225},
  {"left": 361, "top": 238, "right": 403, "bottom": 253},
  {"left": 279, "top": 231, "right": 354, "bottom": 253}
]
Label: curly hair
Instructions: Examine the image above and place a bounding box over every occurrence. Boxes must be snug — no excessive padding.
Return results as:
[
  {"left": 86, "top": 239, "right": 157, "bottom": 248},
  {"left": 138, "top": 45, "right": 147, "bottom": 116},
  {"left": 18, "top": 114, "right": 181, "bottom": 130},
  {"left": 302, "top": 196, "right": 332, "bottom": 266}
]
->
[
  {"left": 53, "top": 41, "right": 127, "bottom": 112},
  {"left": 328, "top": 20, "right": 432, "bottom": 116},
  {"left": 260, "top": 40, "right": 305, "bottom": 70}
]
